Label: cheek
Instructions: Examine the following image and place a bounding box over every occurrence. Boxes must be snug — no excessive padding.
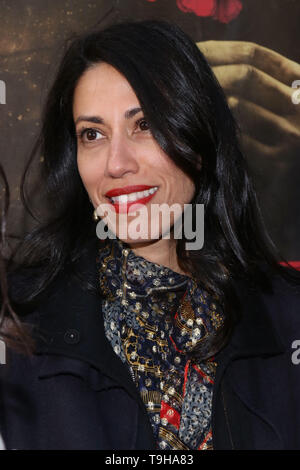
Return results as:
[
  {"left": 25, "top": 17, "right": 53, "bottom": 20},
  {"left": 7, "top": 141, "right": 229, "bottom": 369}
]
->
[
  {"left": 77, "top": 155, "right": 102, "bottom": 193},
  {"left": 181, "top": 183, "right": 195, "bottom": 204},
  {"left": 185, "top": 177, "right": 196, "bottom": 200},
  {"left": 170, "top": 168, "right": 195, "bottom": 203},
  {"left": 158, "top": 155, "right": 195, "bottom": 202}
]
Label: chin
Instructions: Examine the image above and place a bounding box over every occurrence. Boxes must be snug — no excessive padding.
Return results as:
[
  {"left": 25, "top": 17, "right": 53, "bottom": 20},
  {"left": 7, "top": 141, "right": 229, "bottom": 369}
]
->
[{"left": 116, "top": 235, "right": 161, "bottom": 246}]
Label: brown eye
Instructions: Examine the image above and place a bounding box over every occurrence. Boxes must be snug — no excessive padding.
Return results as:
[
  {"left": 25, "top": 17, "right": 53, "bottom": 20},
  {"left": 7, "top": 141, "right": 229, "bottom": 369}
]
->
[
  {"left": 139, "top": 119, "right": 149, "bottom": 131},
  {"left": 86, "top": 129, "right": 101, "bottom": 140},
  {"left": 77, "top": 128, "right": 103, "bottom": 143}
]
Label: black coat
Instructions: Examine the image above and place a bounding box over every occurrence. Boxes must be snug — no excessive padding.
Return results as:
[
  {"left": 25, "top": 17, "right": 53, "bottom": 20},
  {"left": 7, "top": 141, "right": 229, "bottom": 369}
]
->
[{"left": 1, "top": 239, "right": 300, "bottom": 450}]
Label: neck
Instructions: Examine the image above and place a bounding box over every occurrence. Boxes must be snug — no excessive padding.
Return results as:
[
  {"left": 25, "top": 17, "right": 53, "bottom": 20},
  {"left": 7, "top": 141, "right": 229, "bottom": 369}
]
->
[{"left": 127, "top": 237, "right": 189, "bottom": 277}]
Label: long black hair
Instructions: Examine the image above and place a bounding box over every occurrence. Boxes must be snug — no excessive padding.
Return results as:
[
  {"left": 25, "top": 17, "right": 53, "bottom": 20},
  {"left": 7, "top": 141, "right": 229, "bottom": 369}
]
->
[
  {"left": 0, "top": 164, "right": 34, "bottom": 353},
  {"left": 8, "top": 19, "right": 300, "bottom": 359}
]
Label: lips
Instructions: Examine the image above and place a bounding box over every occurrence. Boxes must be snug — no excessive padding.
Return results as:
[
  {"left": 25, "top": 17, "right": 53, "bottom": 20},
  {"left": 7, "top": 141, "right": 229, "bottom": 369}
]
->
[
  {"left": 104, "top": 185, "right": 158, "bottom": 214},
  {"left": 105, "top": 185, "right": 156, "bottom": 198}
]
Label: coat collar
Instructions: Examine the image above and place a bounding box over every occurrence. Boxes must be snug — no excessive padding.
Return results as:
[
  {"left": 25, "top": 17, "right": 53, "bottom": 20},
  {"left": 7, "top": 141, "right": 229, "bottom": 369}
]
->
[
  {"left": 31, "top": 237, "right": 286, "bottom": 379},
  {"left": 31, "top": 237, "right": 140, "bottom": 399}
]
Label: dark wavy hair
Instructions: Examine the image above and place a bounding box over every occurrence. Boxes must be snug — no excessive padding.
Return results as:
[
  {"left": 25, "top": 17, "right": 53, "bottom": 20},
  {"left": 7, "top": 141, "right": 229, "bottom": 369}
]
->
[{"left": 6, "top": 19, "right": 300, "bottom": 359}]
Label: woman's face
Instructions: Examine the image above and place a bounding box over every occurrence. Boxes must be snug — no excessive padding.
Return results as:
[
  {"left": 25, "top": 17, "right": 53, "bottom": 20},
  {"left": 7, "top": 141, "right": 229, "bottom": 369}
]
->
[{"left": 73, "top": 62, "right": 195, "bottom": 245}]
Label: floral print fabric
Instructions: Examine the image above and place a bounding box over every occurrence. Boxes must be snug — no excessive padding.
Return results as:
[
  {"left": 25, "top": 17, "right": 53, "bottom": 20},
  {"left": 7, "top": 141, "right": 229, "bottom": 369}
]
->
[{"left": 96, "top": 238, "right": 224, "bottom": 450}]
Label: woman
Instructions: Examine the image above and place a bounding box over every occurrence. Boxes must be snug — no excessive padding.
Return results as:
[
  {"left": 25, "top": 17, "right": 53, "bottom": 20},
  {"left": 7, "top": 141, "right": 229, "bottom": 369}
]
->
[{"left": 1, "top": 19, "right": 300, "bottom": 450}]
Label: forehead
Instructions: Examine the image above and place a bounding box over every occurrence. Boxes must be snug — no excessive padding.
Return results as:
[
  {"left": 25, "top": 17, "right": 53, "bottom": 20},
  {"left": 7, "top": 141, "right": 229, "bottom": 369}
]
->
[{"left": 73, "top": 62, "right": 139, "bottom": 111}]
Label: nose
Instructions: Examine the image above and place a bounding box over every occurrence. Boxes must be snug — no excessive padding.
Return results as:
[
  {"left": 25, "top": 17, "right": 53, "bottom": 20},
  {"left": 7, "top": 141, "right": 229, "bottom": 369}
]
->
[{"left": 104, "top": 131, "right": 139, "bottom": 179}]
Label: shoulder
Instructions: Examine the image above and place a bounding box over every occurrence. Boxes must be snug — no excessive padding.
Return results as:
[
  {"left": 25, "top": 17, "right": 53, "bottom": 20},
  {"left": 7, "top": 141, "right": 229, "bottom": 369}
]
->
[
  {"left": 260, "top": 270, "right": 300, "bottom": 341},
  {"left": 6, "top": 236, "right": 100, "bottom": 314},
  {"left": 232, "top": 267, "right": 300, "bottom": 351}
]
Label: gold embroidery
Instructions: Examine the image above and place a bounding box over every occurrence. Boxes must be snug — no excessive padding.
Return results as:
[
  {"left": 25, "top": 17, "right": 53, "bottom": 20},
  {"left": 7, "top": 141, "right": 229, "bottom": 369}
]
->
[{"left": 159, "top": 428, "right": 189, "bottom": 450}]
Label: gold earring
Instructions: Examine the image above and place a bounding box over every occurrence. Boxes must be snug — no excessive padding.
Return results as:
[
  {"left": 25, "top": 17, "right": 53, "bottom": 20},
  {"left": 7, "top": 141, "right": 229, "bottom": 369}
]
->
[{"left": 93, "top": 208, "right": 99, "bottom": 221}]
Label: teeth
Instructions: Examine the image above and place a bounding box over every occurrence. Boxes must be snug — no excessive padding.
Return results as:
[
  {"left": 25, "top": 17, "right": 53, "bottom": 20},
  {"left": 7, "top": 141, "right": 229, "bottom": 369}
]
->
[
  {"left": 128, "top": 192, "right": 138, "bottom": 202},
  {"left": 118, "top": 194, "right": 128, "bottom": 203},
  {"left": 111, "top": 186, "right": 158, "bottom": 204}
]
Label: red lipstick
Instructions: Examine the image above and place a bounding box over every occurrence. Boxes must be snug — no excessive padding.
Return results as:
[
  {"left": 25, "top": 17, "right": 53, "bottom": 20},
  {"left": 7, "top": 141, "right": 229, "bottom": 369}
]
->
[
  {"left": 105, "top": 185, "right": 158, "bottom": 214},
  {"left": 105, "top": 185, "right": 155, "bottom": 198}
]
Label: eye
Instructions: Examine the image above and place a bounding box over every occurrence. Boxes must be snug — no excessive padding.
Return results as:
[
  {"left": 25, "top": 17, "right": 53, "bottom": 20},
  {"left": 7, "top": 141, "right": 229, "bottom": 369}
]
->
[
  {"left": 77, "top": 127, "right": 104, "bottom": 143},
  {"left": 136, "top": 118, "right": 150, "bottom": 132}
]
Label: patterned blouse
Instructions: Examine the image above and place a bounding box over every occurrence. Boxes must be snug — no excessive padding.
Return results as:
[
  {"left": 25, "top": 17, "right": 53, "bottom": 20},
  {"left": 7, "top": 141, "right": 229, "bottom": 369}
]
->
[{"left": 96, "top": 238, "right": 224, "bottom": 450}]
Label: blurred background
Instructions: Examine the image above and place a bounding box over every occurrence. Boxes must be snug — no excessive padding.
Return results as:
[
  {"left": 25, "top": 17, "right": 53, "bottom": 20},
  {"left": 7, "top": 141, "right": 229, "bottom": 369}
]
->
[{"left": 0, "top": 0, "right": 299, "bottom": 261}]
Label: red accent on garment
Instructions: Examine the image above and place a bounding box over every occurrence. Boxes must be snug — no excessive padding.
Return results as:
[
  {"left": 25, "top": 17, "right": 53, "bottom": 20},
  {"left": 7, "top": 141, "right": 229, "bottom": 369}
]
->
[
  {"left": 192, "top": 364, "right": 214, "bottom": 384},
  {"left": 182, "top": 359, "right": 191, "bottom": 398},
  {"left": 160, "top": 401, "right": 181, "bottom": 429},
  {"left": 198, "top": 430, "right": 213, "bottom": 449},
  {"left": 169, "top": 334, "right": 184, "bottom": 353}
]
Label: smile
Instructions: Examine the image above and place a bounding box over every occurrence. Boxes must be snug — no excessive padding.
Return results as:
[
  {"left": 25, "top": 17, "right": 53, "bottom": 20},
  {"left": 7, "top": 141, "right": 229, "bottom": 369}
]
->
[
  {"left": 106, "top": 186, "right": 158, "bottom": 214},
  {"left": 110, "top": 187, "right": 158, "bottom": 204}
]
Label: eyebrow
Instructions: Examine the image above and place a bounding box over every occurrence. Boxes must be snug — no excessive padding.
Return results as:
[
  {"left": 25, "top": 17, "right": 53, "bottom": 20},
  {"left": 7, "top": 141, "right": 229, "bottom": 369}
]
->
[{"left": 74, "top": 107, "right": 143, "bottom": 126}]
